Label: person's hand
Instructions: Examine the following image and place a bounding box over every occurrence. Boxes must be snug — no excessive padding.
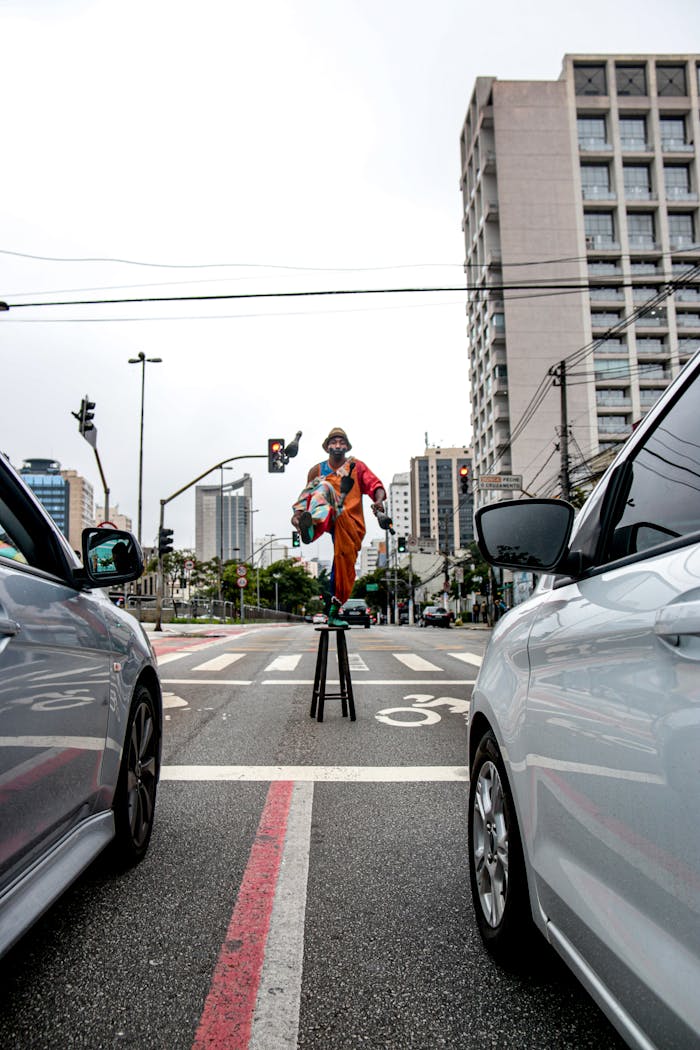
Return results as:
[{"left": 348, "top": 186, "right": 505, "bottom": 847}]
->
[
  {"left": 371, "top": 501, "right": 384, "bottom": 514},
  {"left": 291, "top": 513, "right": 301, "bottom": 528}
]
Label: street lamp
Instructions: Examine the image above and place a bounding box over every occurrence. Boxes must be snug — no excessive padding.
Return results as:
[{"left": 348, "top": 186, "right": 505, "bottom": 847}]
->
[{"left": 128, "top": 351, "right": 162, "bottom": 545}]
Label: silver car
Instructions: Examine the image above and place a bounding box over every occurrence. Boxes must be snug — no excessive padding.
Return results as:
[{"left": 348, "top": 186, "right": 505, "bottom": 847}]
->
[
  {"left": 0, "top": 454, "right": 161, "bottom": 958},
  {"left": 468, "top": 353, "right": 700, "bottom": 1049}
]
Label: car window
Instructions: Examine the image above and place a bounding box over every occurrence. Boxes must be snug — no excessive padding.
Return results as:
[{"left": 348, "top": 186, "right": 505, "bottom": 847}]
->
[
  {"left": 601, "top": 368, "right": 700, "bottom": 564},
  {"left": 0, "top": 499, "right": 33, "bottom": 565}
]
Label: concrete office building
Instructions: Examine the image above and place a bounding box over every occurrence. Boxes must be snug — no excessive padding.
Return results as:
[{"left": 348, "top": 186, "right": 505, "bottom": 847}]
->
[
  {"left": 409, "top": 446, "right": 474, "bottom": 552},
  {"left": 61, "top": 469, "right": 95, "bottom": 552},
  {"left": 460, "top": 54, "right": 700, "bottom": 503},
  {"left": 95, "top": 504, "right": 133, "bottom": 533},
  {"left": 195, "top": 474, "right": 253, "bottom": 563},
  {"left": 387, "top": 472, "right": 411, "bottom": 541}
]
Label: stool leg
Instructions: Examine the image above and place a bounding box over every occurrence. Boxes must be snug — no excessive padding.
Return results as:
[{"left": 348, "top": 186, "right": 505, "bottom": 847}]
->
[
  {"left": 337, "top": 631, "right": 356, "bottom": 721},
  {"left": 310, "top": 630, "right": 329, "bottom": 720}
]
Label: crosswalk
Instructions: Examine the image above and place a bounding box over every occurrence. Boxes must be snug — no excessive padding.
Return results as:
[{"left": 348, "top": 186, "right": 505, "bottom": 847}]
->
[{"left": 158, "top": 646, "right": 482, "bottom": 685}]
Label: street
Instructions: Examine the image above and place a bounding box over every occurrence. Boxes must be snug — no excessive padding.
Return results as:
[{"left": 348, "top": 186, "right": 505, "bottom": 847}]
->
[{"left": 0, "top": 623, "right": 625, "bottom": 1049}]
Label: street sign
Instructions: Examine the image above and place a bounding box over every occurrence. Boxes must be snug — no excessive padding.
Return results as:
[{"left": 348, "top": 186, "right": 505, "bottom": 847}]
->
[
  {"left": 407, "top": 534, "right": 437, "bottom": 553},
  {"left": 366, "top": 583, "right": 379, "bottom": 591},
  {"left": 236, "top": 576, "right": 248, "bottom": 588},
  {"left": 236, "top": 564, "right": 247, "bottom": 576},
  {"left": 184, "top": 559, "right": 194, "bottom": 571},
  {"left": 478, "top": 474, "right": 523, "bottom": 490}
]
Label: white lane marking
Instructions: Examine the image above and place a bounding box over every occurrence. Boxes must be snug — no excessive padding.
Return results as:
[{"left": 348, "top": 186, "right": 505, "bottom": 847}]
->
[
  {"left": 448, "top": 652, "right": 483, "bottom": 667},
  {"left": 161, "top": 765, "right": 469, "bottom": 782},
  {"left": 259, "top": 679, "right": 475, "bottom": 686},
  {"left": 192, "top": 653, "right": 246, "bottom": 672},
  {"left": 161, "top": 679, "right": 253, "bottom": 685},
  {"left": 157, "top": 652, "right": 195, "bottom": 665},
  {"left": 249, "top": 781, "right": 312, "bottom": 1050},
  {"left": 265, "top": 655, "right": 302, "bottom": 672},
  {"left": 348, "top": 653, "right": 369, "bottom": 671},
  {"left": 393, "top": 653, "right": 442, "bottom": 671},
  {"left": 162, "top": 691, "right": 188, "bottom": 709}
]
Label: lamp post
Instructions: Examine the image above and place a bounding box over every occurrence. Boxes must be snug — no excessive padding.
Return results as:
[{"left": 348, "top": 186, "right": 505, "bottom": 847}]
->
[{"left": 128, "top": 351, "right": 162, "bottom": 545}]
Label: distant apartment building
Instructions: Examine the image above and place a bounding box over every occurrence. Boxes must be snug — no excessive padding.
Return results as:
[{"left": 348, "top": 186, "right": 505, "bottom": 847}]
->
[
  {"left": 409, "top": 446, "right": 474, "bottom": 552},
  {"left": 20, "top": 459, "right": 70, "bottom": 538},
  {"left": 195, "top": 474, "right": 253, "bottom": 562},
  {"left": 356, "top": 537, "right": 387, "bottom": 578},
  {"left": 61, "top": 469, "right": 95, "bottom": 552},
  {"left": 95, "top": 503, "right": 133, "bottom": 533},
  {"left": 387, "top": 472, "right": 411, "bottom": 540},
  {"left": 460, "top": 53, "right": 700, "bottom": 503}
]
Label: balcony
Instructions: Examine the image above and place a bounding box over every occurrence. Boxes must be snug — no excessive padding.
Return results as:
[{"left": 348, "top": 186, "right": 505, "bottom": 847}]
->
[
  {"left": 675, "top": 288, "right": 700, "bottom": 302},
  {"left": 666, "top": 187, "right": 698, "bottom": 201},
  {"left": 589, "top": 287, "right": 625, "bottom": 301},
  {"left": 620, "top": 138, "right": 651, "bottom": 151},
  {"left": 670, "top": 235, "right": 698, "bottom": 251},
  {"left": 586, "top": 235, "right": 621, "bottom": 251},
  {"left": 597, "top": 418, "right": 631, "bottom": 434},
  {"left": 628, "top": 235, "right": 660, "bottom": 250},
  {"left": 679, "top": 338, "right": 700, "bottom": 354},
  {"left": 639, "top": 389, "right": 667, "bottom": 406},
  {"left": 594, "top": 339, "right": 626, "bottom": 353},
  {"left": 661, "top": 140, "right": 694, "bottom": 153},
  {"left": 625, "top": 188, "right": 656, "bottom": 201},
  {"left": 636, "top": 339, "right": 667, "bottom": 354},
  {"left": 677, "top": 313, "right": 700, "bottom": 329},
  {"left": 596, "top": 395, "right": 632, "bottom": 407},
  {"left": 582, "top": 187, "right": 616, "bottom": 200},
  {"left": 579, "top": 138, "right": 613, "bottom": 151},
  {"left": 639, "top": 365, "right": 670, "bottom": 380}
]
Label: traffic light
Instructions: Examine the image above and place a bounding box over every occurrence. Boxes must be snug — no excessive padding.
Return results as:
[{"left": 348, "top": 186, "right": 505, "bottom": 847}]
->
[
  {"left": 158, "top": 527, "right": 174, "bottom": 556},
  {"left": 72, "top": 396, "right": 96, "bottom": 436},
  {"left": 459, "top": 465, "right": 470, "bottom": 495},
  {"left": 267, "top": 438, "right": 285, "bottom": 473},
  {"left": 397, "top": 536, "right": 407, "bottom": 553},
  {"left": 292, "top": 531, "right": 301, "bottom": 548}
]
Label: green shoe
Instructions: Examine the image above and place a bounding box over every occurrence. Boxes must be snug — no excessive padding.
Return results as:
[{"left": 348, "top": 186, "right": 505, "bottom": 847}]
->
[
  {"left": 298, "top": 510, "right": 315, "bottom": 544},
  {"left": 328, "top": 615, "right": 348, "bottom": 628}
]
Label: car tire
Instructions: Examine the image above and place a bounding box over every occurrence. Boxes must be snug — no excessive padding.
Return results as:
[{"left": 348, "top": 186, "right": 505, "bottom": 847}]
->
[
  {"left": 468, "top": 729, "right": 537, "bottom": 969},
  {"left": 110, "top": 684, "right": 159, "bottom": 868}
]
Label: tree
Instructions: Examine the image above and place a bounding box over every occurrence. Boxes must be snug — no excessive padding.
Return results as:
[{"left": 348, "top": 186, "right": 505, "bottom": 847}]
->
[{"left": 224, "top": 558, "right": 317, "bottom": 613}]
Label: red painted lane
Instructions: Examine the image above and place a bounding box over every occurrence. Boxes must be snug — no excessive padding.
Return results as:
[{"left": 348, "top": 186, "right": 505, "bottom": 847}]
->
[{"left": 192, "top": 781, "right": 294, "bottom": 1050}]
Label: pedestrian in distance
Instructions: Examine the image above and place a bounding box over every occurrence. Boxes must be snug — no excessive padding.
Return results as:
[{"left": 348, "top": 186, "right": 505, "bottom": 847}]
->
[
  {"left": 291, "top": 427, "right": 389, "bottom": 627},
  {"left": 472, "top": 601, "right": 480, "bottom": 624}
]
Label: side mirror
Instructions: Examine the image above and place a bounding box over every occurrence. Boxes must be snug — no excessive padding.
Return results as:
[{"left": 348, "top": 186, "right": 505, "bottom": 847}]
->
[
  {"left": 475, "top": 499, "right": 575, "bottom": 573},
  {"left": 80, "top": 528, "right": 144, "bottom": 587}
]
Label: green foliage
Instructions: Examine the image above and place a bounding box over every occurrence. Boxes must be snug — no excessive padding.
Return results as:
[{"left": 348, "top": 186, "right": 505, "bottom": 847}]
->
[
  {"left": 353, "top": 565, "right": 419, "bottom": 612},
  {"left": 223, "top": 558, "right": 318, "bottom": 613}
]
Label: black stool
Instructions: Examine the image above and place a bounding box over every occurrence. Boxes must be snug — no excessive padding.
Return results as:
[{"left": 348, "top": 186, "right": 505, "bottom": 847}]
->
[{"left": 310, "top": 625, "right": 356, "bottom": 723}]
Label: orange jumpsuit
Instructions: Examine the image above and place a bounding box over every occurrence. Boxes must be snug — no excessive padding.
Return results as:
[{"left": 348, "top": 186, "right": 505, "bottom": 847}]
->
[{"left": 293, "top": 457, "right": 384, "bottom": 603}]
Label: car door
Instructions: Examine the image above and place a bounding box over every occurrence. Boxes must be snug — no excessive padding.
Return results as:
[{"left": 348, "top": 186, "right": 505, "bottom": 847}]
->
[
  {"left": 524, "top": 367, "right": 700, "bottom": 1045},
  {"left": 0, "top": 465, "right": 112, "bottom": 881}
]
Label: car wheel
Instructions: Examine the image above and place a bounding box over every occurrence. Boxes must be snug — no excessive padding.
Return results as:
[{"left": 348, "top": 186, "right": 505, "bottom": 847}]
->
[
  {"left": 468, "top": 729, "right": 536, "bottom": 968},
  {"left": 110, "top": 684, "right": 158, "bottom": 867}
]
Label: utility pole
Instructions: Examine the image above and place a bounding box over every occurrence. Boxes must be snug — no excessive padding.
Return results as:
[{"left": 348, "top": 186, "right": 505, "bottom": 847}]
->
[{"left": 550, "top": 359, "right": 572, "bottom": 502}]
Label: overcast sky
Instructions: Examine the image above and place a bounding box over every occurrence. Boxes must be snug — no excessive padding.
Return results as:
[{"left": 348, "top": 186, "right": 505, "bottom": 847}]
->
[{"left": 2, "top": 0, "right": 698, "bottom": 558}]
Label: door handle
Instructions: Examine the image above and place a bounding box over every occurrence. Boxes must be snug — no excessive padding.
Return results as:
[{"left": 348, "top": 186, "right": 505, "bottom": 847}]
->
[
  {"left": 655, "top": 600, "right": 700, "bottom": 639},
  {"left": 0, "top": 617, "right": 20, "bottom": 638}
]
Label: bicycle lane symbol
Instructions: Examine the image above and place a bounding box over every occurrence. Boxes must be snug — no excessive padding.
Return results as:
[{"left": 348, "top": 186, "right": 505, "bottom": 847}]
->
[{"left": 375, "top": 693, "right": 471, "bottom": 727}]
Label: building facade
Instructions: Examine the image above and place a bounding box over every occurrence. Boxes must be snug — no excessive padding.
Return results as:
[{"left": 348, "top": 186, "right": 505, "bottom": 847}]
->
[
  {"left": 195, "top": 474, "right": 253, "bottom": 563},
  {"left": 95, "top": 503, "right": 133, "bottom": 533},
  {"left": 460, "top": 54, "right": 700, "bottom": 503},
  {"left": 387, "top": 472, "right": 411, "bottom": 541},
  {"left": 409, "top": 446, "right": 474, "bottom": 552},
  {"left": 19, "top": 459, "right": 70, "bottom": 538},
  {"left": 61, "top": 469, "right": 95, "bottom": 553}
]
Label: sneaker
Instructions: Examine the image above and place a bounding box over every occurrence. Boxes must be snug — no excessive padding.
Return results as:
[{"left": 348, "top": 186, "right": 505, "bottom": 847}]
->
[
  {"left": 298, "top": 510, "right": 315, "bottom": 544},
  {"left": 327, "top": 599, "right": 348, "bottom": 628}
]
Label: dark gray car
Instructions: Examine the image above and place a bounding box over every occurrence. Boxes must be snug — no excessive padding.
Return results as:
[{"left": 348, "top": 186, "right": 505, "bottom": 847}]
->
[{"left": 0, "top": 454, "right": 162, "bottom": 958}]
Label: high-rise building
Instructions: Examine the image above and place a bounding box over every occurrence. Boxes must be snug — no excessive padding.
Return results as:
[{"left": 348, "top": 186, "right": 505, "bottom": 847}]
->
[
  {"left": 95, "top": 504, "right": 133, "bottom": 533},
  {"left": 195, "top": 474, "right": 253, "bottom": 563},
  {"left": 409, "top": 446, "right": 474, "bottom": 552},
  {"left": 61, "top": 469, "right": 95, "bottom": 552},
  {"left": 460, "top": 54, "right": 700, "bottom": 503},
  {"left": 19, "top": 459, "right": 70, "bottom": 538}
]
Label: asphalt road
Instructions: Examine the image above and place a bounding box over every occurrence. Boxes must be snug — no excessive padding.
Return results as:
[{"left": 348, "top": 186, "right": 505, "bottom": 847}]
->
[{"left": 0, "top": 623, "right": 626, "bottom": 1050}]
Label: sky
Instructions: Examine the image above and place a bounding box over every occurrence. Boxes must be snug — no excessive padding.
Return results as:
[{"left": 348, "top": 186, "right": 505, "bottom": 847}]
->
[{"left": 2, "top": 0, "right": 698, "bottom": 560}]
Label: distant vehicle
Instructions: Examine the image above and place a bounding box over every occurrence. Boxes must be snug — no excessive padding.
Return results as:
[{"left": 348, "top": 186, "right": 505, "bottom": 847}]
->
[
  {"left": 467, "top": 352, "right": 700, "bottom": 1049},
  {"left": 340, "top": 598, "right": 371, "bottom": 628},
  {"left": 0, "top": 454, "right": 162, "bottom": 959},
  {"left": 420, "top": 606, "right": 450, "bottom": 628},
  {"left": 312, "top": 612, "right": 328, "bottom": 624}
]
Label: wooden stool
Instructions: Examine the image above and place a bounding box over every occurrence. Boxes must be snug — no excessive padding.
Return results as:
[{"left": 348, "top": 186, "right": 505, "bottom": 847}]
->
[{"left": 310, "top": 625, "right": 356, "bottom": 723}]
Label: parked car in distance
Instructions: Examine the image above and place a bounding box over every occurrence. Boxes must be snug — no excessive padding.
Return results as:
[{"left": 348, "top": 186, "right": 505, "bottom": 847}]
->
[
  {"left": 0, "top": 454, "right": 162, "bottom": 959},
  {"left": 467, "top": 353, "right": 700, "bottom": 1049},
  {"left": 420, "top": 605, "right": 451, "bottom": 627},
  {"left": 340, "top": 598, "right": 371, "bottom": 627},
  {"left": 312, "top": 612, "right": 328, "bottom": 624}
]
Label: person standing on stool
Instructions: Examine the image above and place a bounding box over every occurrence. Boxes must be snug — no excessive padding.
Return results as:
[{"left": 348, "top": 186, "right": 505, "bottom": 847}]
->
[{"left": 291, "top": 427, "right": 389, "bottom": 627}]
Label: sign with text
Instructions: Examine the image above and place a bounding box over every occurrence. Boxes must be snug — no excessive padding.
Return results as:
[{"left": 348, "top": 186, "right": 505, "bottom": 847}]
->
[
  {"left": 407, "top": 535, "right": 437, "bottom": 553},
  {"left": 478, "top": 474, "right": 523, "bottom": 491}
]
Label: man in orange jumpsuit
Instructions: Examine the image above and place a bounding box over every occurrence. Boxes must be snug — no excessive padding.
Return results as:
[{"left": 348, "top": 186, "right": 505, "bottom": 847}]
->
[{"left": 291, "top": 427, "right": 388, "bottom": 627}]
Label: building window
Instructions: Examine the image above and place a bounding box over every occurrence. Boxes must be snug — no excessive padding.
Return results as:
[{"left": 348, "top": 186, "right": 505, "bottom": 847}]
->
[
  {"left": 627, "top": 212, "right": 656, "bottom": 248},
  {"left": 623, "top": 164, "right": 651, "bottom": 199},
  {"left": 577, "top": 116, "right": 608, "bottom": 149},
  {"left": 660, "top": 116, "right": 689, "bottom": 150},
  {"left": 592, "top": 311, "right": 622, "bottom": 328},
  {"left": 575, "top": 64, "right": 608, "bottom": 96},
  {"left": 664, "top": 165, "right": 692, "bottom": 199},
  {"left": 615, "top": 64, "right": 647, "bottom": 96},
  {"left": 668, "top": 213, "right": 695, "bottom": 249},
  {"left": 585, "top": 211, "right": 616, "bottom": 247},
  {"left": 619, "top": 116, "right": 647, "bottom": 150},
  {"left": 580, "top": 163, "right": 612, "bottom": 199},
  {"left": 656, "top": 63, "right": 687, "bottom": 97}
]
